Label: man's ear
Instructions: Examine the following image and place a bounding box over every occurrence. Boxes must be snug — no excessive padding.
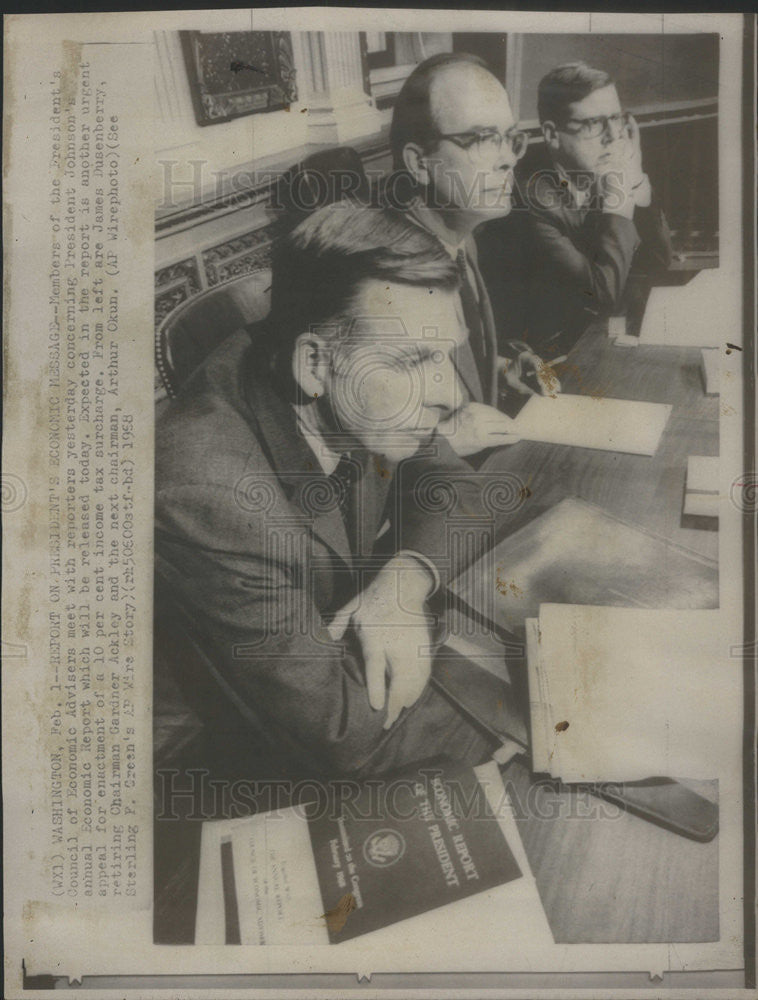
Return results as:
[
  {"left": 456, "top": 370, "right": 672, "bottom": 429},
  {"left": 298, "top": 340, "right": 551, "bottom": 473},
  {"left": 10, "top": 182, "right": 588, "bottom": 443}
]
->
[
  {"left": 542, "top": 121, "right": 560, "bottom": 153},
  {"left": 402, "top": 142, "right": 431, "bottom": 186},
  {"left": 292, "top": 332, "right": 330, "bottom": 401}
]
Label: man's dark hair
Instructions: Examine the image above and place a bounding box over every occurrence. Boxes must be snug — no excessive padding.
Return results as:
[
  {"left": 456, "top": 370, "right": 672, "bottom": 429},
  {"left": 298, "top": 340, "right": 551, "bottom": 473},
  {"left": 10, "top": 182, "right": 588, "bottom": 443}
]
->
[
  {"left": 537, "top": 62, "right": 613, "bottom": 125},
  {"left": 389, "top": 52, "right": 492, "bottom": 171},
  {"left": 263, "top": 202, "right": 459, "bottom": 389}
]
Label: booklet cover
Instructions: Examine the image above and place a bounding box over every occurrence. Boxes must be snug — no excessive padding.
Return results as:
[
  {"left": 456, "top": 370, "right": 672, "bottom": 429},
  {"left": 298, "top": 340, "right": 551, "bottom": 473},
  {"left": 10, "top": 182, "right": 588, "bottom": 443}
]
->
[{"left": 308, "top": 759, "right": 522, "bottom": 942}]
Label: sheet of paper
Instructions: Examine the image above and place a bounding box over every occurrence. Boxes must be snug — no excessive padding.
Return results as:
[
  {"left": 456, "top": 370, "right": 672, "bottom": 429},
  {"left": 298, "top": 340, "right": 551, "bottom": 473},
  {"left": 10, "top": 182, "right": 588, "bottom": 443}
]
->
[
  {"left": 196, "top": 808, "right": 331, "bottom": 946},
  {"left": 533, "top": 605, "right": 733, "bottom": 784},
  {"left": 511, "top": 394, "right": 671, "bottom": 455},
  {"left": 701, "top": 347, "right": 720, "bottom": 394},
  {"left": 638, "top": 269, "right": 731, "bottom": 348},
  {"left": 234, "top": 812, "right": 330, "bottom": 946},
  {"left": 525, "top": 617, "right": 550, "bottom": 778}
]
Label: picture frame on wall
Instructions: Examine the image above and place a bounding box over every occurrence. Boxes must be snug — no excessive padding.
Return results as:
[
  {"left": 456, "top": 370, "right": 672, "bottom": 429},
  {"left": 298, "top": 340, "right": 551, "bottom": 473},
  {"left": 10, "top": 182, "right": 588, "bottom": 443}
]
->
[{"left": 179, "top": 29, "right": 298, "bottom": 126}]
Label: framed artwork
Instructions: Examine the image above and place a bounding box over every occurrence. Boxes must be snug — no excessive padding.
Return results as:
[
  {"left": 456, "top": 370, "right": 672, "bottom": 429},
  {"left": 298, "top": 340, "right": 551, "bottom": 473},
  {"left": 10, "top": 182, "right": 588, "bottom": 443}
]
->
[{"left": 179, "top": 29, "right": 298, "bottom": 126}]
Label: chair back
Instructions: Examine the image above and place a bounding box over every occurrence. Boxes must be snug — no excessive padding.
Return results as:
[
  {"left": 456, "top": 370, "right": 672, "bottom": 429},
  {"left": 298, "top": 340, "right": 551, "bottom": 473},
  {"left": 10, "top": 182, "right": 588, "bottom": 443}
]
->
[
  {"left": 156, "top": 145, "right": 372, "bottom": 398},
  {"left": 271, "top": 145, "right": 370, "bottom": 233},
  {"left": 156, "top": 268, "right": 272, "bottom": 397}
]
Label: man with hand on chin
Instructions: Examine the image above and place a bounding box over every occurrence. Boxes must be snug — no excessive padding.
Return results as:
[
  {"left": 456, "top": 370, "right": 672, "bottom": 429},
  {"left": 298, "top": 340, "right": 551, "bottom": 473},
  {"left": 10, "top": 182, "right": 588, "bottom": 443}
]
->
[
  {"left": 155, "top": 204, "right": 507, "bottom": 780},
  {"left": 524, "top": 61, "right": 672, "bottom": 358},
  {"left": 389, "top": 52, "right": 558, "bottom": 459}
]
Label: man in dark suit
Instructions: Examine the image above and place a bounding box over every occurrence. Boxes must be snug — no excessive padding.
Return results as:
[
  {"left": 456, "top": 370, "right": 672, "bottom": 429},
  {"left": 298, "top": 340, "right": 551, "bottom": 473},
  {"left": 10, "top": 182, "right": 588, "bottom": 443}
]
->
[
  {"left": 389, "top": 53, "right": 556, "bottom": 458},
  {"left": 155, "top": 203, "right": 502, "bottom": 782},
  {"left": 523, "top": 61, "right": 672, "bottom": 359}
]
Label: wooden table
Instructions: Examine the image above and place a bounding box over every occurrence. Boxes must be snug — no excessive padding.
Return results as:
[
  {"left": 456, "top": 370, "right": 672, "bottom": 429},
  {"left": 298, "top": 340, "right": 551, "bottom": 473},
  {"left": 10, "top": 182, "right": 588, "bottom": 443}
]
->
[
  {"left": 490, "top": 324, "right": 719, "bottom": 561},
  {"left": 502, "top": 760, "right": 718, "bottom": 944},
  {"left": 482, "top": 323, "right": 720, "bottom": 943}
]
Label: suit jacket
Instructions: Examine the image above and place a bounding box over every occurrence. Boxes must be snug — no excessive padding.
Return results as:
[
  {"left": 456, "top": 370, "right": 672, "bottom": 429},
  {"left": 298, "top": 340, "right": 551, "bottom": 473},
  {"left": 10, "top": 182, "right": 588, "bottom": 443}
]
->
[
  {"left": 476, "top": 209, "right": 531, "bottom": 349},
  {"left": 155, "top": 330, "right": 493, "bottom": 780},
  {"left": 458, "top": 235, "right": 500, "bottom": 407},
  {"left": 523, "top": 168, "right": 672, "bottom": 356},
  {"left": 403, "top": 208, "right": 499, "bottom": 407}
]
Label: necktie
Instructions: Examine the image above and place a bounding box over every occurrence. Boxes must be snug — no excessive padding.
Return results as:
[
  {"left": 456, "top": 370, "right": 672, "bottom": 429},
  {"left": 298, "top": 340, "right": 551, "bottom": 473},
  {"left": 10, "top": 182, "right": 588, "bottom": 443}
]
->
[
  {"left": 330, "top": 454, "right": 361, "bottom": 557},
  {"left": 456, "top": 249, "right": 492, "bottom": 394}
]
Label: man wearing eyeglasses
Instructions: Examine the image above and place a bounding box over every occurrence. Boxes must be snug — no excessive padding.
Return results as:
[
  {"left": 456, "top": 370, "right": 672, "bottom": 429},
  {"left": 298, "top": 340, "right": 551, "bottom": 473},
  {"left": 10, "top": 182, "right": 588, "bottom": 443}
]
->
[
  {"left": 389, "top": 52, "right": 556, "bottom": 459},
  {"left": 524, "top": 61, "right": 672, "bottom": 358}
]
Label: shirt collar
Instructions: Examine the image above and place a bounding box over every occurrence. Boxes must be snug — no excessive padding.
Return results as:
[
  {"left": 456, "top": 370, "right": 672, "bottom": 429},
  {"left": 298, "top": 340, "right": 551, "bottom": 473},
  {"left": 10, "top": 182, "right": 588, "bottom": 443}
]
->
[
  {"left": 292, "top": 404, "right": 343, "bottom": 475},
  {"left": 406, "top": 201, "right": 467, "bottom": 259},
  {"left": 406, "top": 201, "right": 480, "bottom": 307}
]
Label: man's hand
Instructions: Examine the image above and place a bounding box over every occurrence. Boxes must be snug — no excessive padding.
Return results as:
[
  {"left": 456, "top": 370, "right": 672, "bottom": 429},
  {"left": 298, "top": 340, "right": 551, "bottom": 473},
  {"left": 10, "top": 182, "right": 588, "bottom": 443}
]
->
[
  {"left": 327, "top": 554, "right": 434, "bottom": 729},
  {"left": 621, "top": 114, "right": 651, "bottom": 207},
  {"left": 499, "top": 350, "right": 561, "bottom": 398},
  {"left": 436, "top": 401, "right": 521, "bottom": 457},
  {"left": 598, "top": 114, "right": 651, "bottom": 216}
]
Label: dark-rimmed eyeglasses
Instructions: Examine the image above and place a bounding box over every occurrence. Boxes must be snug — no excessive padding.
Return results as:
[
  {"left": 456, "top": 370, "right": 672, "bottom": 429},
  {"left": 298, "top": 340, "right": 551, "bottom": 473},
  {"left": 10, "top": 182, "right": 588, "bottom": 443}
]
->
[
  {"left": 558, "top": 110, "right": 631, "bottom": 141},
  {"left": 431, "top": 126, "right": 529, "bottom": 163}
]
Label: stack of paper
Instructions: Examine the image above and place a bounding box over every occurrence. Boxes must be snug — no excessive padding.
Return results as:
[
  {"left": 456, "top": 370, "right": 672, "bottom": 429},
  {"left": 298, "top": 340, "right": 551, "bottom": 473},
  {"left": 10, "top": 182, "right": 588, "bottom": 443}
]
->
[
  {"left": 638, "top": 269, "right": 733, "bottom": 348},
  {"left": 701, "top": 348, "right": 720, "bottom": 395},
  {"left": 526, "top": 604, "right": 726, "bottom": 784},
  {"left": 684, "top": 455, "right": 719, "bottom": 519}
]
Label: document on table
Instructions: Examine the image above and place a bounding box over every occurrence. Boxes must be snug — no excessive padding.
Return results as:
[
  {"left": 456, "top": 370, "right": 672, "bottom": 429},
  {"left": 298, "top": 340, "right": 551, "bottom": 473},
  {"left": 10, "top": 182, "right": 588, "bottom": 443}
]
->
[
  {"left": 638, "top": 268, "right": 733, "bottom": 348},
  {"left": 701, "top": 347, "right": 720, "bottom": 394},
  {"left": 526, "top": 604, "right": 731, "bottom": 784},
  {"left": 684, "top": 455, "right": 720, "bottom": 518},
  {"left": 511, "top": 394, "right": 671, "bottom": 455}
]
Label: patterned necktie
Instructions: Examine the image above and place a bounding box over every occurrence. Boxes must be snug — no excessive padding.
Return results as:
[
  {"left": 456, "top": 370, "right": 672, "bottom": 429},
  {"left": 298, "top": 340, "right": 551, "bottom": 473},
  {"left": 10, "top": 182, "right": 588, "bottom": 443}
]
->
[
  {"left": 456, "top": 248, "right": 491, "bottom": 393},
  {"left": 330, "top": 454, "right": 361, "bottom": 557}
]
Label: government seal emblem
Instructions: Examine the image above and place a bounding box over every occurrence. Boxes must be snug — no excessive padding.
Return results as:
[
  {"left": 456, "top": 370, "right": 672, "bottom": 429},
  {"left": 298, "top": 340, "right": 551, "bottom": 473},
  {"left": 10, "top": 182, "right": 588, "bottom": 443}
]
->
[{"left": 363, "top": 828, "right": 406, "bottom": 867}]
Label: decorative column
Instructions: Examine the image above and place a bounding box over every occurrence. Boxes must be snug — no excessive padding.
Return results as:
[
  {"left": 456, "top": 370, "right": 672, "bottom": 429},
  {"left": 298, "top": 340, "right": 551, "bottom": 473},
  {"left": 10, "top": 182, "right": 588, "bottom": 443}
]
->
[{"left": 293, "top": 31, "right": 383, "bottom": 145}]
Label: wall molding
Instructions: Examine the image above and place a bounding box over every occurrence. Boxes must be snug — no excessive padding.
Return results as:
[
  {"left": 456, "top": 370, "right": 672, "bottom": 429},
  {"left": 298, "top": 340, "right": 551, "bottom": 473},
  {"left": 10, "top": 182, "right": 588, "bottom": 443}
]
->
[{"left": 156, "top": 126, "right": 391, "bottom": 239}]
